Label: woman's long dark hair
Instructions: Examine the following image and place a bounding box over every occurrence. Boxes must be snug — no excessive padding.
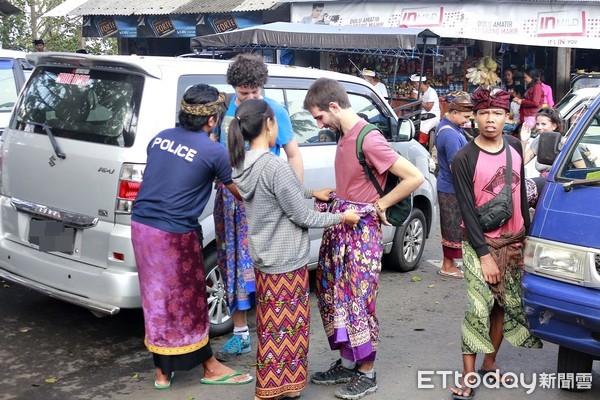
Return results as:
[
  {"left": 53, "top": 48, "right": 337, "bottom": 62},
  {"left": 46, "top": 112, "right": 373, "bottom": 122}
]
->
[
  {"left": 526, "top": 68, "right": 541, "bottom": 84},
  {"left": 228, "top": 99, "right": 274, "bottom": 169}
]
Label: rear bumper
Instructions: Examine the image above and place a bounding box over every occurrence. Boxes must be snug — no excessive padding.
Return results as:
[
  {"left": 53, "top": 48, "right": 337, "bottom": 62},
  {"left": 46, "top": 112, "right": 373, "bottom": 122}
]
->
[
  {"left": 0, "top": 238, "right": 141, "bottom": 314},
  {"left": 522, "top": 272, "right": 600, "bottom": 358}
]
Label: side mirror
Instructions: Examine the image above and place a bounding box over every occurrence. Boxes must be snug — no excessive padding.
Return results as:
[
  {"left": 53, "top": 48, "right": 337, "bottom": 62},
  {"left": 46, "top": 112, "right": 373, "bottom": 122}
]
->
[
  {"left": 537, "top": 131, "right": 562, "bottom": 165},
  {"left": 396, "top": 118, "right": 415, "bottom": 142}
]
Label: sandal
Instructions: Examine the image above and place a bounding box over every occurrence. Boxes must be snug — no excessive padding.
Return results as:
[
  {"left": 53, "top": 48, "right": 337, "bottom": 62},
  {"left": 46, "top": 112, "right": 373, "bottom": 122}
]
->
[{"left": 451, "top": 386, "right": 475, "bottom": 400}]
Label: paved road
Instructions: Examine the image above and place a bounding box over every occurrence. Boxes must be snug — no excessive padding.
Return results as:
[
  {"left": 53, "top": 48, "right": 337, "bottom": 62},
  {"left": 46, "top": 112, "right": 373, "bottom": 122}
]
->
[{"left": 1, "top": 225, "right": 598, "bottom": 400}]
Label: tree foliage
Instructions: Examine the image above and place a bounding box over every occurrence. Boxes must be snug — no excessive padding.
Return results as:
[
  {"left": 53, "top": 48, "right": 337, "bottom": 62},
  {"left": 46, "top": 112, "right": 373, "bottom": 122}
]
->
[{"left": 0, "top": 0, "right": 116, "bottom": 54}]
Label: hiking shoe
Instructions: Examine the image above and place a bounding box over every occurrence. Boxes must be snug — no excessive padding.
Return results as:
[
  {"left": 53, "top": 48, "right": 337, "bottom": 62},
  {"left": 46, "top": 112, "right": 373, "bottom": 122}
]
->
[
  {"left": 335, "top": 372, "right": 377, "bottom": 400},
  {"left": 311, "top": 359, "right": 358, "bottom": 385},
  {"left": 214, "top": 335, "right": 251, "bottom": 362}
]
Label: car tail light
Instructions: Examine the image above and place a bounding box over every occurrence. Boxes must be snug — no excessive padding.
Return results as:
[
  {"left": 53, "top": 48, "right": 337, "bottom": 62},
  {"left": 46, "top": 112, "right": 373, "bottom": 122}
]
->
[{"left": 116, "top": 163, "right": 144, "bottom": 214}]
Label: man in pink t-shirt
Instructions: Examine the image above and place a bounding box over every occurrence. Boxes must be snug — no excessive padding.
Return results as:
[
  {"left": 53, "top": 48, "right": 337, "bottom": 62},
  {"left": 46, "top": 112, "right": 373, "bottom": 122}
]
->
[{"left": 303, "top": 78, "right": 423, "bottom": 400}]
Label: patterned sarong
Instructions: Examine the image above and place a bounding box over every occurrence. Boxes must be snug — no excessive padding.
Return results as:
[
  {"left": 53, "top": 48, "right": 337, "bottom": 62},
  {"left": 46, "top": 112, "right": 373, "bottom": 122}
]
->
[
  {"left": 214, "top": 183, "right": 255, "bottom": 311},
  {"left": 438, "top": 191, "right": 463, "bottom": 259},
  {"left": 315, "top": 198, "right": 383, "bottom": 363},
  {"left": 461, "top": 241, "right": 543, "bottom": 354},
  {"left": 255, "top": 267, "right": 310, "bottom": 398},
  {"left": 131, "top": 221, "right": 210, "bottom": 356}
]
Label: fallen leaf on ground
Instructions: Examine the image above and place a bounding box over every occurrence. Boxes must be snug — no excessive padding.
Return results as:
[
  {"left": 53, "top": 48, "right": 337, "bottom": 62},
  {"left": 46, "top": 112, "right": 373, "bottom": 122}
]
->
[
  {"left": 45, "top": 378, "right": 57, "bottom": 384},
  {"left": 131, "top": 374, "right": 138, "bottom": 379},
  {"left": 411, "top": 275, "right": 422, "bottom": 282},
  {"left": 428, "top": 284, "right": 435, "bottom": 288}
]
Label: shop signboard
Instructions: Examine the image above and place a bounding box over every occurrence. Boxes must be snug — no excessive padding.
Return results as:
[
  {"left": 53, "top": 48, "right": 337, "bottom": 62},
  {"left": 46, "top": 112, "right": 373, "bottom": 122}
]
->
[
  {"left": 83, "top": 15, "right": 136, "bottom": 38},
  {"left": 291, "top": 2, "right": 600, "bottom": 49},
  {"left": 83, "top": 12, "right": 261, "bottom": 38}
]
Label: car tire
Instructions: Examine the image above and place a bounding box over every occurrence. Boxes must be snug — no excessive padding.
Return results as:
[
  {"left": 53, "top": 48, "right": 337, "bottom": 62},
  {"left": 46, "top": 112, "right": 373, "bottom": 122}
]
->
[
  {"left": 204, "top": 248, "right": 233, "bottom": 337},
  {"left": 557, "top": 346, "right": 593, "bottom": 391},
  {"left": 384, "top": 208, "right": 426, "bottom": 272}
]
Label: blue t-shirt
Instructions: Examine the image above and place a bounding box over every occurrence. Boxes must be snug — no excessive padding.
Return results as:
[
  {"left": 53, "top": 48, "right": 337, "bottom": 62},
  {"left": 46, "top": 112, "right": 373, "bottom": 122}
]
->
[
  {"left": 219, "top": 96, "right": 294, "bottom": 155},
  {"left": 434, "top": 118, "right": 468, "bottom": 194},
  {"left": 132, "top": 127, "right": 233, "bottom": 234}
]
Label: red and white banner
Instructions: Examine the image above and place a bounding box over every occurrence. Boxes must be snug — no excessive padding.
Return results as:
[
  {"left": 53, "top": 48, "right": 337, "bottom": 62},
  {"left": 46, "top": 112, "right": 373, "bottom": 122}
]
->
[{"left": 291, "top": 2, "right": 600, "bottom": 49}]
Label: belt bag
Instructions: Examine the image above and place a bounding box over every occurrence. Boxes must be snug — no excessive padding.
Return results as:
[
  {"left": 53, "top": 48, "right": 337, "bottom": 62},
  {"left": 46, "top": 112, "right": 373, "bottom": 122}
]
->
[{"left": 475, "top": 138, "right": 513, "bottom": 232}]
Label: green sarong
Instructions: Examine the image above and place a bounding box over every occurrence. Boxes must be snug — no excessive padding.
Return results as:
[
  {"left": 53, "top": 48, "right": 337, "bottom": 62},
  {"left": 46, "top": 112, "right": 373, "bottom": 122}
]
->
[{"left": 461, "top": 241, "right": 543, "bottom": 354}]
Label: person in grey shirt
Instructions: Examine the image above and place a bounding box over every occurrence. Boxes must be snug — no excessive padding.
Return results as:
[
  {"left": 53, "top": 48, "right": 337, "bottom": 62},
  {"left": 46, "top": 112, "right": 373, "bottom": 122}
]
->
[{"left": 227, "top": 98, "right": 358, "bottom": 400}]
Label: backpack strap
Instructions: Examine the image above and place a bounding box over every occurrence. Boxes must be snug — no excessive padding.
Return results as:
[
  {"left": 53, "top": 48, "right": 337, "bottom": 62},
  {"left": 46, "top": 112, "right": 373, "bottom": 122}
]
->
[{"left": 356, "top": 123, "right": 386, "bottom": 197}]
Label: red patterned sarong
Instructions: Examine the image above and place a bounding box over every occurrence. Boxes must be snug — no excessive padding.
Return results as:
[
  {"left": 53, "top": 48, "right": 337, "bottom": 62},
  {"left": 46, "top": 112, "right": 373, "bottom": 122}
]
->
[{"left": 254, "top": 266, "right": 309, "bottom": 398}]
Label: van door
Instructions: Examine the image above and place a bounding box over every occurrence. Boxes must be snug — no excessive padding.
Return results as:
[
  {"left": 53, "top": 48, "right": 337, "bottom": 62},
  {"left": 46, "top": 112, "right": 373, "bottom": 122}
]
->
[{"left": 531, "top": 106, "right": 600, "bottom": 247}]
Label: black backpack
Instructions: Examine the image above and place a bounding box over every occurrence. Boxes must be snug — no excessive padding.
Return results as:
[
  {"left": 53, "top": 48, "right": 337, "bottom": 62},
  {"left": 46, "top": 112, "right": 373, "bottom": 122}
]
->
[{"left": 356, "top": 124, "right": 413, "bottom": 226}]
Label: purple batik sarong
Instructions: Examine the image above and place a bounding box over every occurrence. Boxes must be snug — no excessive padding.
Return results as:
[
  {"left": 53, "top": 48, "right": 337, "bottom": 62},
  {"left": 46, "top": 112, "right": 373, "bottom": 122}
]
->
[
  {"left": 131, "top": 221, "right": 210, "bottom": 357},
  {"left": 315, "top": 197, "right": 383, "bottom": 363}
]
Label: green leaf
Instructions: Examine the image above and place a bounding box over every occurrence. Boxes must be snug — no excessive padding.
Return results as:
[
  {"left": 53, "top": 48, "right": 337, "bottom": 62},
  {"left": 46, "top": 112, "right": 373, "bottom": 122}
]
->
[
  {"left": 411, "top": 275, "right": 422, "bottom": 282},
  {"left": 45, "top": 378, "right": 57, "bottom": 384}
]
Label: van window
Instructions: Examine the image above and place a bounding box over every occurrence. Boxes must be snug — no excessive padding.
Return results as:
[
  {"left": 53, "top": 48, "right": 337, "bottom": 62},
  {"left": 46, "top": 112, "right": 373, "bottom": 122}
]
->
[
  {"left": 266, "top": 88, "right": 391, "bottom": 145},
  {"left": 560, "top": 109, "right": 600, "bottom": 179},
  {"left": 13, "top": 66, "right": 143, "bottom": 147},
  {"left": 0, "top": 59, "right": 18, "bottom": 112}
]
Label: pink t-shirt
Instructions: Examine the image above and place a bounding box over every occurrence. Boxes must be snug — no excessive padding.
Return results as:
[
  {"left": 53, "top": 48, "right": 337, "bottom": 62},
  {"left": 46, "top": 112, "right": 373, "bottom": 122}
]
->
[
  {"left": 472, "top": 145, "right": 524, "bottom": 237},
  {"left": 335, "top": 120, "right": 400, "bottom": 203}
]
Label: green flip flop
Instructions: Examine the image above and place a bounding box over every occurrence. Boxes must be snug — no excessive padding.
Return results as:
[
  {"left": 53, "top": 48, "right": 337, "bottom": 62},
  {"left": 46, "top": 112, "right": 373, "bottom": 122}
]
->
[
  {"left": 200, "top": 370, "right": 253, "bottom": 385},
  {"left": 154, "top": 371, "right": 175, "bottom": 390}
]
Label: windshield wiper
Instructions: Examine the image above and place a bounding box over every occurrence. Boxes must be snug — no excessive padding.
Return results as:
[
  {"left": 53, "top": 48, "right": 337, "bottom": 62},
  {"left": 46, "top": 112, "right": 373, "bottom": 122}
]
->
[
  {"left": 19, "top": 120, "right": 66, "bottom": 160},
  {"left": 562, "top": 177, "right": 600, "bottom": 191}
]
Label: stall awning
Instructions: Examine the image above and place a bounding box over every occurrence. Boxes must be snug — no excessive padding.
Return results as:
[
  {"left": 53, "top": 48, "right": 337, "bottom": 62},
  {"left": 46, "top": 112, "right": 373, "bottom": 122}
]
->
[{"left": 191, "top": 22, "right": 440, "bottom": 57}]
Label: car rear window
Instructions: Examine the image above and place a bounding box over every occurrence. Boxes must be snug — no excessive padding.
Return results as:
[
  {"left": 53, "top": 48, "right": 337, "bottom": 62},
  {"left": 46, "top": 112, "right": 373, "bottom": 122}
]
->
[{"left": 13, "top": 65, "right": 143, "bottom": 147}]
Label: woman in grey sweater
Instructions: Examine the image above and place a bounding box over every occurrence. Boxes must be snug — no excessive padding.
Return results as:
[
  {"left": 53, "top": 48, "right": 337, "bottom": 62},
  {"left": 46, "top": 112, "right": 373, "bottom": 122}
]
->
[{"left": 228, "top": 99, "right": 359, "bottom": 400}]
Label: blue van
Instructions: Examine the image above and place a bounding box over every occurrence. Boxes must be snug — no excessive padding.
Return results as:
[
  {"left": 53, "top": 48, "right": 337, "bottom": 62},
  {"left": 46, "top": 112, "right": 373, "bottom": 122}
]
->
[{"left": 522, "top": 95, "right": 600, "bottom": 387}]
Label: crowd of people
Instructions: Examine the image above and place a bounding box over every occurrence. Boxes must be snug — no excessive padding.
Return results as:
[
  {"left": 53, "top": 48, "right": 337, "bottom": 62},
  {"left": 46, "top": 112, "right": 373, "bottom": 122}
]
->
[
  {"left": 130, "top": 53, "right": 423, "bottom": 400},
  {"left": 128, "top": 49, "right": 586, "bottom": 400}
]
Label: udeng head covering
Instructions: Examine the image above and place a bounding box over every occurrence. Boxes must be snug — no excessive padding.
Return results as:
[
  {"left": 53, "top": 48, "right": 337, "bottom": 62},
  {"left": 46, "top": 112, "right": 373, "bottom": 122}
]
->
[
  {"left": 471, "top": 86, "right": 510, "bottom": 111},
  {"left": 410, "top": 74, "right": 426, "bottom": 82},
  {"left": 180, "top": 92, "right": 226, "bottom": 116},
  {"left": 362, "top": 69, "right": 376, "bottom": 77},
  {"left": 447, "top": 94, "right": 473, "bottom": 112}
]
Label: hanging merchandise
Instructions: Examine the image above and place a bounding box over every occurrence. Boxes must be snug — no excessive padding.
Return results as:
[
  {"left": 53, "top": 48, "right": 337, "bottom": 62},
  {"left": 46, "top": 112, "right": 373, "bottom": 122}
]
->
[{"left": 466, "top": 56, "right": 501, "bottom": 86}]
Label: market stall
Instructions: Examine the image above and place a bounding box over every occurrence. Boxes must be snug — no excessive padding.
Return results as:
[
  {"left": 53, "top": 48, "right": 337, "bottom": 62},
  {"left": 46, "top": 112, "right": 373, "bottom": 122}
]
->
[{"left": 191, "top": 22, "right": 441, "bottom": 120}]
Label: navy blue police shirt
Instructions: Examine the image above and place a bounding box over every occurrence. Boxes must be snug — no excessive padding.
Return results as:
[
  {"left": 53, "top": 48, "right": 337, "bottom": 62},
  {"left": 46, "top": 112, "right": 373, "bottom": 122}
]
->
[{"left": 132, "top": 127, "right": 233, "bottom": 234}]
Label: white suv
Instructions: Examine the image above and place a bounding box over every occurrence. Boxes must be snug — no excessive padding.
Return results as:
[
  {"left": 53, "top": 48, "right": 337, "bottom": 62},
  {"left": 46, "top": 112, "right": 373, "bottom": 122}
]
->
[{"left": 0, "top": 53, "right": 437, "bottom": 336}]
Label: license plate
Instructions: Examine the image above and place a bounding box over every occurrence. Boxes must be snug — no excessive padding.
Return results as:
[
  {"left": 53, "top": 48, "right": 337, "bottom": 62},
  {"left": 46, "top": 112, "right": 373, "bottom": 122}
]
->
[{"left": 28, "top": 219, "right": 76, "bottom": 254}]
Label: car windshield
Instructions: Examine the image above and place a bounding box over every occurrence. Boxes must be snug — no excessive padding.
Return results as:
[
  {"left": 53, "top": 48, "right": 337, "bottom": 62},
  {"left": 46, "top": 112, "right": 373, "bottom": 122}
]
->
[
  {"left": 13, "top": 65, "right": 143, "bottom": 147},
  {"left": 0, "top": 59, "right": 18, "bottom": 112}
]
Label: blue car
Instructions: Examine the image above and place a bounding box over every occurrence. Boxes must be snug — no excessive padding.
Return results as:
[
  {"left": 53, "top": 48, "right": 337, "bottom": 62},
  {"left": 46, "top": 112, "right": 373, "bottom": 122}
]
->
[{"left": 522, "top": 95, "right": 600, "bottom": 390}]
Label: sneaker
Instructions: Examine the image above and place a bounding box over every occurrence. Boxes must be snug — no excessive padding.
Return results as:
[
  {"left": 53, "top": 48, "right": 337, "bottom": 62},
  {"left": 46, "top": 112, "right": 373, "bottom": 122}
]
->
[
  {"left": 334, "top": 372, "right": 377, "bottom": 400},
  {"left": 311, "top": 359, "right": 358, "bottom": 385},
  {"left": 215, "top": 334, "right": 251, "bottom": 362}
]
